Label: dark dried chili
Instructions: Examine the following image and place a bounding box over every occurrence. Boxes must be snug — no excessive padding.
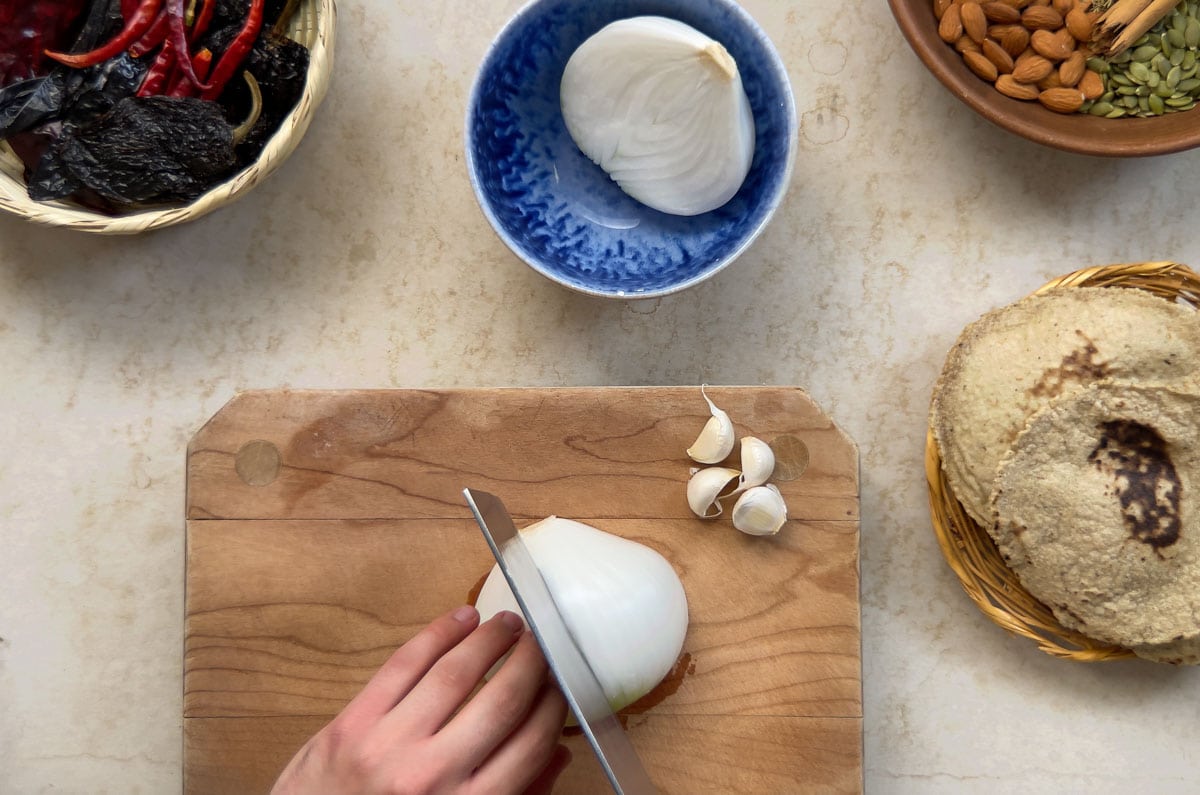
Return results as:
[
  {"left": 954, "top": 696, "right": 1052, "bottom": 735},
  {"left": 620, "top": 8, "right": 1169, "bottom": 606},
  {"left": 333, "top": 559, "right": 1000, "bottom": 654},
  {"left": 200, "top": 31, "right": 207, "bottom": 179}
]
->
[
  {"left": 201, "top": 0, "right": 264, "bottom": 100},
  {"left": 45, "top": 0, "right": 163, "bottom": 69}
]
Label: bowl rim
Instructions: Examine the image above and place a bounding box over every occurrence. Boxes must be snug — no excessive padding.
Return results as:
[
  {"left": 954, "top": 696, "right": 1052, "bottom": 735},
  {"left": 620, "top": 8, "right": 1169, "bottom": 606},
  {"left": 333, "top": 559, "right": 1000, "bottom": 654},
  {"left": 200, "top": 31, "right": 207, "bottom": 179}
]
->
[
  {"left": 0, "top": 0, "right": 337, "bottom": 235},
  {"left": 464, "top": 0, "right": 798, "bottom": 300},
  {"left": 887, "top": 0, "right": 1200, "bottom": 158}
]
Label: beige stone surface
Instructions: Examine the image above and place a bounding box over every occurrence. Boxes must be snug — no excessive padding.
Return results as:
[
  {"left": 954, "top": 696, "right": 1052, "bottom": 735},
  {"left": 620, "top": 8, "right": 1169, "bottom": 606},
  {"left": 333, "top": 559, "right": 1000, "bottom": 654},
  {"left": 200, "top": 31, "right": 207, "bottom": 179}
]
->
[{"left": 1, "top": 1, "right": 1200, "bottom": 793}]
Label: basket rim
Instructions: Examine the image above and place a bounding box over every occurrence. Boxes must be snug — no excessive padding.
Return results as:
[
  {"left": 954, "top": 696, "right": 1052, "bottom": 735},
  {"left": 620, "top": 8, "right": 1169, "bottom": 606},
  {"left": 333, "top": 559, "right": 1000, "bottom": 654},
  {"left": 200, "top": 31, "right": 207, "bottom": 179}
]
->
[
  {"left": 926, "top": 260, "right": 1200, "bottom": 662},
  {"left": 0, "top": 0, "right": 337, "bottom": 235}
]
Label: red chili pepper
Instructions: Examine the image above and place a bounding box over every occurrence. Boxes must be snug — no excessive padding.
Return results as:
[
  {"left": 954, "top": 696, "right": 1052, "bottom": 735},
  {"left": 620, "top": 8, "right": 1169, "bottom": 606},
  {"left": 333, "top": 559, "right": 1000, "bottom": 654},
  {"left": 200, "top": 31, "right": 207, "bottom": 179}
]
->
[
  {"left": 201, "top": 0, "right": 264, "bottom": 101},
  {"left": 166, "top": 0, "right": 210, "bottom": 90},
  {"left": 45, "top": 0, "right": 163, "bottom": 69},
  {"left": 166, "top": 47, "right": 211, "bottom": 97},
  {"left": 121, "top": 0, "right": 140, "bottom": 20},
  {"left": 136, "top": 37, "right": 175, "bottom": 97},
  {"left": 129, "top": 8, "right": 168, "bottom": 58},
  {"left": 190, "top": 0, "right": 216, "bottom": 43}
]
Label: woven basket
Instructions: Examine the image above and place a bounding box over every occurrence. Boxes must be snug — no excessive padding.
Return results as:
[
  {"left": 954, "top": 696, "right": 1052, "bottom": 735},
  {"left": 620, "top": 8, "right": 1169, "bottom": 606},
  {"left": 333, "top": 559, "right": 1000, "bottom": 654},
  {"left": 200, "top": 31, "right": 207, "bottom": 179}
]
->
[
  {"left": 0, "top": 0, "right": 336, "bottom": 234},
  {"left": 926, "top": 261, "right": 1200, "bottom": 662}
]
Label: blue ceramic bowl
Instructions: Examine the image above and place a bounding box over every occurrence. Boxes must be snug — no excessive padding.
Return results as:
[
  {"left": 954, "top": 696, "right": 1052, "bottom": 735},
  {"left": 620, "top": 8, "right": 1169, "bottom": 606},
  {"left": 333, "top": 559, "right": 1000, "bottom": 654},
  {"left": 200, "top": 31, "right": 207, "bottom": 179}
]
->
[{"left": 466, "top": 0, "right": 797, "bottom": 299}]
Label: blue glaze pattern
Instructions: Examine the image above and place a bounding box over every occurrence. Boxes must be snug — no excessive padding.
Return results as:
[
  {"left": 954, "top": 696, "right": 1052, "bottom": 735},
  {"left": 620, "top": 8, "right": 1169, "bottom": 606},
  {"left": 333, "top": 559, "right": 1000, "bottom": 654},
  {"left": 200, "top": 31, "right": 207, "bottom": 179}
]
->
[{"left": 466, "top": 0, "right": 797, "bottom": 298}]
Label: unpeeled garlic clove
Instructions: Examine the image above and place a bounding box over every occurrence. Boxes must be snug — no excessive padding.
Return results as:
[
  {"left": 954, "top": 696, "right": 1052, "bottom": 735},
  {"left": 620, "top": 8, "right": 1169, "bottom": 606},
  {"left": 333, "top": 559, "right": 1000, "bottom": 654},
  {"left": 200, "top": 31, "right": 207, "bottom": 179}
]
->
[
  {"left": 731, "top": 485, "right": 787, "bottom": 536},
  {"left": 687, "top": 466, "right": 740, "bottom": 518},
  {"left": 687, "top": 390, "right": 735, "bottom": 464},
  {"left": 736, "top": 436, "right": 775, "bottom": 491}
]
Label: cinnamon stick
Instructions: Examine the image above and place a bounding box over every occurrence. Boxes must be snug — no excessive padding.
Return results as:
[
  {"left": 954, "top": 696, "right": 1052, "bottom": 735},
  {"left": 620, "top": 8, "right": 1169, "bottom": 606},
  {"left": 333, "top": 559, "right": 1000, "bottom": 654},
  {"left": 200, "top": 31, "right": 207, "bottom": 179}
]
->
[{"left": 1093, "top": 0, "right": 1178, "bottom": 56}]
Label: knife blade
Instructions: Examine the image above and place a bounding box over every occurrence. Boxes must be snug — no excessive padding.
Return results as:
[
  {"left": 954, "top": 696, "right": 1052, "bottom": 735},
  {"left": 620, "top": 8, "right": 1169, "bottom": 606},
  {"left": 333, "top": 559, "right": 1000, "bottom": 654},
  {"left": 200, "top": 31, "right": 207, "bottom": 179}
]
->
[{"left": 463, "top": 488, "right": 659, "bottom": 795}]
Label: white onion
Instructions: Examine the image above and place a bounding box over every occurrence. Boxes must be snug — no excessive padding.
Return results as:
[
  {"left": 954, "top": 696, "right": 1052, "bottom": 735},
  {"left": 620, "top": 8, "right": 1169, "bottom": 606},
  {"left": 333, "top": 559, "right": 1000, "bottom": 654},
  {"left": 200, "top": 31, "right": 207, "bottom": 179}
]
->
[
  {"left": 474, "top": 516, "right": 689, "bottom": 712},
  {"left": 560, "top": 16, "right": 755, "bottom": 216}
]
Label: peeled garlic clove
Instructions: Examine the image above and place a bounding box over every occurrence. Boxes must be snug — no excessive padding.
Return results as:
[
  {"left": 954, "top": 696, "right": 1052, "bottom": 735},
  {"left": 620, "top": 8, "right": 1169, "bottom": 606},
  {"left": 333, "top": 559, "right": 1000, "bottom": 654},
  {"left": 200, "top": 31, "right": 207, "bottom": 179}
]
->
[
  {"left": 687, "top": 466, "right": 740, "bottom": 518},
  {"left": 736, "top": 436, "right": 775, "bottom": 491},
  {"left": 560, "top": 16, "right": 755, "bottom": 216},
  {"left": 731, "top": 484, "right": 787, "bottom": 536},
  {"left": 687, "top": 390, "right": 735, "bottom": 464}
]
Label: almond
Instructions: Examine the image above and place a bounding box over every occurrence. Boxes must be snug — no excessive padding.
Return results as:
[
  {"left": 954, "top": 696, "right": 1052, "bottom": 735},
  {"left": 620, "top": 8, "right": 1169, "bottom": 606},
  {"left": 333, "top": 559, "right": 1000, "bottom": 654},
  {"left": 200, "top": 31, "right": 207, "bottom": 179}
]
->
[
  {"left": 1079, "top": 68, "right": 1105, "bottom": 100},
  {"left": 1058, "top": 51, "right": 1086, "bottom": 86},
  {"left": 933, "top": 0, "right": 954, "bottom": 20},
  {"left": 1065, "top": 7, "right": 1093, "bottom": 41},
  {"left": 982, "top": 1, "right": 1022, "bottom": 23},
  {"left": 1051, "top": 0, "right": 1073, "bottom": 16},
  {"left": 962, "top": 2, "right": 989, "bottom": 43},
  {"left": 1031, "top": 28, "right": 1073, "bottom": 60},
  {"left": 1037, "top": 70, "right": 1063, "bottom": 89},
  {"left": 998, "top": 24, "right": 1031, "bottom": 57},
  {"left": 1038, "top": 86, "right": 1085, "bottom": 112},
  {"left": 940, "top": 3, "right": 964, "bottom": 43},
  {"left": 956, "top": 34, "right": 982, "bottom": 53},
  {"left": 983, "top": 38, "right": 1016, "bottom": 73},
  {"left": 964, "top": 50, "right": 1000, "bottom": 81},
  {"left": 996, "top": 74, "right": 1040, "bottom": 99},
  {"left": 1013, "top": 51, "right": 1054, "bottom": 82},
  {"left": 1022, "top": 5, "right": 1063, "bottom": 30}
]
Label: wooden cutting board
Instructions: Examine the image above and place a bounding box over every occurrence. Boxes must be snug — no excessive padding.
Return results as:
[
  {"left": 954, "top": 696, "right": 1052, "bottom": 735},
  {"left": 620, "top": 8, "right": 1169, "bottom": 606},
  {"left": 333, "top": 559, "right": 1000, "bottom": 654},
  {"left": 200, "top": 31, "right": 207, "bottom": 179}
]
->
[{"left": 184, "top": 387, "right": 862, "bottom": 793}]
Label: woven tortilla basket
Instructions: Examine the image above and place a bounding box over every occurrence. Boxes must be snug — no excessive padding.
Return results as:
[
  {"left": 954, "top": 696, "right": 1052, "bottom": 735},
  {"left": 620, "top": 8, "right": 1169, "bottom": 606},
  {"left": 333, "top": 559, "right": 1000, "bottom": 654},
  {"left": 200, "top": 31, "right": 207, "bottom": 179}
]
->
[
  {"left": 0, "top": 0, "right": 335, "bottom": 234},
  {"left": 926, "top": 261, "right": 1200, "bottom": 662}
]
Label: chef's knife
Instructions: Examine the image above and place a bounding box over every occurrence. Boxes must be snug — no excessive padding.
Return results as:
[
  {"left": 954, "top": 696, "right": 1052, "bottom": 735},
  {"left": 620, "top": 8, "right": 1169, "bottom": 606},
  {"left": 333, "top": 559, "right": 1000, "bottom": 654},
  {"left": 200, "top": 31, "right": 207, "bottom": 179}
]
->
[{"left": 463, "top": 488, "right": 659, "bottom": 795}]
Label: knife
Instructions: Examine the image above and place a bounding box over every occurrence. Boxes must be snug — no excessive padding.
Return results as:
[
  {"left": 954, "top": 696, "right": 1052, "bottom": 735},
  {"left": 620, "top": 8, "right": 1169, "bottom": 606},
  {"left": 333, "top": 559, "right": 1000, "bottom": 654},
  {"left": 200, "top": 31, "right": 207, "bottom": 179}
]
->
[{"left": 463, "top": 488, "right": 659, "bottom": 795}]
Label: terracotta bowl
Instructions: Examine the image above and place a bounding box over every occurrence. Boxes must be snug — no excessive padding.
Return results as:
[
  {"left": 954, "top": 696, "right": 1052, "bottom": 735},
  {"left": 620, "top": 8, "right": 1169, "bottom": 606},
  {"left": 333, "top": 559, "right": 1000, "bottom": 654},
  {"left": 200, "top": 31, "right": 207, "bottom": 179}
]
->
[{"left": 889, "top": 0, "right": 1200, "bottom": 157}]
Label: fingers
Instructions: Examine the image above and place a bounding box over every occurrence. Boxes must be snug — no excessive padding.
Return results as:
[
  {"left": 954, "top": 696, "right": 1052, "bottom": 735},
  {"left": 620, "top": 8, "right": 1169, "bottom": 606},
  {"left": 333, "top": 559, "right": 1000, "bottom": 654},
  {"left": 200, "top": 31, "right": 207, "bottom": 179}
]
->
[
  {"left": 383, "top": 610, "right": 526, "bottom": 738},
  {"left": 338, "top": 605, "right": 481, "bottom": 724},
  {"left": 437, "top": 629, "right": 551, "bottom": 767},
  {"left": 466, "top": 683, "right": 569, "bottom": 795}
]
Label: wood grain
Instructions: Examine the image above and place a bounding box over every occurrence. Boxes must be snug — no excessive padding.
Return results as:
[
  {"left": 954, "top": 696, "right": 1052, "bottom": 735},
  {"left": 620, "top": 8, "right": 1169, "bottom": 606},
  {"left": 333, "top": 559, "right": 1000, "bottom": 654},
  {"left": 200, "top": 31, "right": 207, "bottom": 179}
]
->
[{"left": 184, "top": 387, "right": 862, "bottom": 794}]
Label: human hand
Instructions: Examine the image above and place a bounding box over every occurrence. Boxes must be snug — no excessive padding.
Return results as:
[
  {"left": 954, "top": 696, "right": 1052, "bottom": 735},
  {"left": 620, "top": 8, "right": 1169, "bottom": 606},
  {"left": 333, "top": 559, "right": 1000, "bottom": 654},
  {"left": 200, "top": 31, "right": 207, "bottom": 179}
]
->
[{"left": 271, "top": 605, "right": 571, "bottom": 795}]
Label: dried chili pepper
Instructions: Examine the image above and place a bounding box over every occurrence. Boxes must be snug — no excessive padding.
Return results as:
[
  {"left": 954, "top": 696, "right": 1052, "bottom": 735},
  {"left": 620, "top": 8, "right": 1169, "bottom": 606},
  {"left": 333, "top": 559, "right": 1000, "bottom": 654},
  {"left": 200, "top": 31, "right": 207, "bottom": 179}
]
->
[
  {"left": 136, "top": 38, "right": 176, "bottom": 97},
  {"left": 0, "top": 0, "right": 90, "bottom": 86},
  {"left": 191, "top": 0, "right": 217, "bottom": 43},
  {"left": 166, "top": 0, "right": 210, "bottom": 90},
  {"left": 201, "top": 0, "right": 263, "bottom": 100},
  {"left": 45, "top": 0, "right": 163, "bottom": 69},
  {"left": 121, "top": 0, "right": 140, "bottom": 19},
  {"left": 129, "top": 8, "right": 169, "bottom": 57},
  {"left": 166, "top": 48, "right": 212, "bottom": 97}
]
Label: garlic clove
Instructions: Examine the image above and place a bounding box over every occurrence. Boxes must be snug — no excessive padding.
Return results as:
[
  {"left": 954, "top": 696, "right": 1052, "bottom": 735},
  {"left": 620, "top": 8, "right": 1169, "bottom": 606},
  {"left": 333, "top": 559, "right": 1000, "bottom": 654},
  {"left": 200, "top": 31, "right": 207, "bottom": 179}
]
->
[
  {"left": 687, "top": 466, "right": 740, "bottom": 518},
  {"left": 559, "top": 16, "right": 755, "bottom": 216},
  {"left": 687, "top": 390, "right": 735, "bottom": 464},
  {"left": 736, "top": 436, "right": 776, "bottom": 491},
  {"left": 731, "top": 484, "right": 787, "bottom": 536}
]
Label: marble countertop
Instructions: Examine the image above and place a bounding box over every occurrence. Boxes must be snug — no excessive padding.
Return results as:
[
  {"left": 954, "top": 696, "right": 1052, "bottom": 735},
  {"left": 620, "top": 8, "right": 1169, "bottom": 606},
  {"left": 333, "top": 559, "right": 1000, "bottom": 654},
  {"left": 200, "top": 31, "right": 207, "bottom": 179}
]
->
[{"left": 3, "top": 1, "right": 1199, "bottom": 792}]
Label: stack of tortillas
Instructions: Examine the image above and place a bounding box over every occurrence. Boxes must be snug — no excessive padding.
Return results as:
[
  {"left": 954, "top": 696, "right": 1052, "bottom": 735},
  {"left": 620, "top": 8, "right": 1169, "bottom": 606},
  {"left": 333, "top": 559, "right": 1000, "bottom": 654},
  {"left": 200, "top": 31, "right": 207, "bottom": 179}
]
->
[{"left": 931, "top": 285, "right": 1200, "bottom": 663}]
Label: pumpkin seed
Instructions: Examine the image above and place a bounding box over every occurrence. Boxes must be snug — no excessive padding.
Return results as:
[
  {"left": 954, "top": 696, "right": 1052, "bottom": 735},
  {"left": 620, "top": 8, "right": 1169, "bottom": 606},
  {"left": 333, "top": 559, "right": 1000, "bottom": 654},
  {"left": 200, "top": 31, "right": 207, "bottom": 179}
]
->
[
  {"left": 1087, "top": 57, "right": 1111, "bottom": 74},
  {"left": 1130, "top": 61, "right": 1153, "bottom": 82},
  {"left": 1112, "top": 73, "right": 1134, "bottom": 86},
  {"left": 1155, "top": 54, "right": 1172, "bottom": 77},
  {"left": 1089, "top": 101, "right": 1116, "bottom": 115},
  {"left": 1122, "top": 94, "right": 1139, "bottom": 108},
  {"left": 1187, "top": 17, "right": 1200, "bottom": 47},
  {"left": 1184, "top": 51, "right": 1196, "bottom": 70},
  {"left": 1117, "top": 85, "right": 1138, "bottom": 95},
  {"left": 1105, "top": 107, "right": 1128, "bottom": 118},
  {"left": 1171, "top": 48, "right": 1186, "bottom": 66},
  {"left": 1149, "top": 71, "right": 1162, "bottom": 88},
  {"left": 1150, "top": 94, "right": 1166, "bottom": 113},
  {"left": 1168, "top": 28, "right": 1187, "bottom": 48},
  {"left": 1174, "top": 12, "right": 1188, "bottom": 33},
  {"left": 1133, "top": 44, "right": 1160, "bottom": 61},
  {"left": 1168, "top": 65, "right": 1184, "bottom": 87},
  {"left": 1167, "top": 95, "right": 1196, "bottom": 107},
  {"left": 1139, "top": 95, "right": 1152, "bottom": 111},
  {"left": 1177, "top": 77, "right": 1200, "bottom": 91}
]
